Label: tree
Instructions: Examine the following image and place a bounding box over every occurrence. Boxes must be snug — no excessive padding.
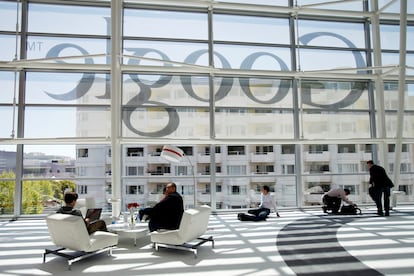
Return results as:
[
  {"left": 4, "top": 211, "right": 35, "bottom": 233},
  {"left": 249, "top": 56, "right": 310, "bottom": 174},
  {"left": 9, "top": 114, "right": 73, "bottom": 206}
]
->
[
  {"left": 52, "top": 180, "right": 76, "bottom": 202},
  {"left": 0, "top": 171, "right": 76, "bottom": 215},
  {"left": 22, "top": 183, "right": 43, "bottom": 214},
  {"left": 0, "top": 171, "right": 15, "bottom": 214}
]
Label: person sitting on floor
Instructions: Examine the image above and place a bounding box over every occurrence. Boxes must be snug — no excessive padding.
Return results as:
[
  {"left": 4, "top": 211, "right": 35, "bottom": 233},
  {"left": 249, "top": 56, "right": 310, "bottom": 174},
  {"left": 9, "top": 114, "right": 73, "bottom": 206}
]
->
[
  {"left": 56, "top": 192, "right": 107, "bottom": 234},
  {"left": 238, "top": 185, "right": 280, "bottom": 221}
]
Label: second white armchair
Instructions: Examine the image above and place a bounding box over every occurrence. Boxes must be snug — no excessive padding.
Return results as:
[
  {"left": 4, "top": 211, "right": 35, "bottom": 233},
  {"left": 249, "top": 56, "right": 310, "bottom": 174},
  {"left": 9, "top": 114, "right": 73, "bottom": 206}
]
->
[{"left": 150, "top": 205, "right": 214, "bottom": 258}]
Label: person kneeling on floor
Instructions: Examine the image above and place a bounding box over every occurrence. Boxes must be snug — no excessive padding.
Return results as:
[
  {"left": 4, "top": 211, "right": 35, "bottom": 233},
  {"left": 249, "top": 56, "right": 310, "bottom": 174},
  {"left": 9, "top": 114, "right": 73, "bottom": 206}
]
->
[
  {"left": 322, "top": 187, "right": 356, "bottom": 214},
  {"left": 238, "top": 185, "right": 280, "bottom": 221}
]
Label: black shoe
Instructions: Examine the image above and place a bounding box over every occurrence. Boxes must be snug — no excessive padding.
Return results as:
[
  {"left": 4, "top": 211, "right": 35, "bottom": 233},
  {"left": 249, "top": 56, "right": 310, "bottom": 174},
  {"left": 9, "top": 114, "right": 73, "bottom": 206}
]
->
[
  {"left": 377, "top": 211, "right": 384, "bottom": 216},
  {"left": 385, "top": 211, "right": 390, "bottom": 216},
  {"left": 322, "top": 206, "right": 328, "bottom": 213}
]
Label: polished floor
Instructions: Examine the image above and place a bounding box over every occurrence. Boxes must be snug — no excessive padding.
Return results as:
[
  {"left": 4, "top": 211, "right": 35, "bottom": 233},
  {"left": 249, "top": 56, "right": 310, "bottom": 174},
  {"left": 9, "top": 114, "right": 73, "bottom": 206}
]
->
[{"left": 1, "top": 206, "right": 414, "bottom": 276}]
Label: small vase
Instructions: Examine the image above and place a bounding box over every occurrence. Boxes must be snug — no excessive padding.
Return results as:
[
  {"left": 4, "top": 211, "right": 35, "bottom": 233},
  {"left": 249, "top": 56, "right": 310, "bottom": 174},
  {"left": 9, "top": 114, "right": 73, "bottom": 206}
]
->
[{"left": 129, "top": 209, "right": 136, "bottom": 229}]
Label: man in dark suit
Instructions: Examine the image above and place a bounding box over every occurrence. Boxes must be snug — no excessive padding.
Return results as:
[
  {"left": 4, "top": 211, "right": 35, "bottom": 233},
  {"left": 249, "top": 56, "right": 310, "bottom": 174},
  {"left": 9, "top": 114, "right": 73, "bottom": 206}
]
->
[
  {"left": 147, "top": 182, "right": 184, "bottom": 232},
  {"left": 367, "top": 160, "right": 394, "bottom": 216}
]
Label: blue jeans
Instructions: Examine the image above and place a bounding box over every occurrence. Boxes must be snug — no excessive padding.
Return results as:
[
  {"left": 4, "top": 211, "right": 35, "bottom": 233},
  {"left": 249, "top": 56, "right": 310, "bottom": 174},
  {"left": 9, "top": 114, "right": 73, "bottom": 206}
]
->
[{"left": 247, "top": 208, "right": 270, "bottom": 220}]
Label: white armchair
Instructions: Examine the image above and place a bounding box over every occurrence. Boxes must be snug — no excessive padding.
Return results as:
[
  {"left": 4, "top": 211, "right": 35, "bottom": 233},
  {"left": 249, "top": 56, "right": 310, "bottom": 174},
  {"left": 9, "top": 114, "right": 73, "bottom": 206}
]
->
[
  {"left": 150, "top": 205, "right": 214, "bottom": 258},
  {"left": 74, "top": 197, "right": 96, "bottom": 217},
  {"left": 43, "top": 213, "right": 118, "bottom": 269}
]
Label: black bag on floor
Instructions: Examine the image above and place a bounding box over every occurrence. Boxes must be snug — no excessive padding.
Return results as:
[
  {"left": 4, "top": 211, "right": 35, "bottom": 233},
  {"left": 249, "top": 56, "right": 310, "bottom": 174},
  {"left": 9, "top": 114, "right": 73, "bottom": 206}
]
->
[{"left": 340, "top": 205, "right": 362, "bottom": 215}]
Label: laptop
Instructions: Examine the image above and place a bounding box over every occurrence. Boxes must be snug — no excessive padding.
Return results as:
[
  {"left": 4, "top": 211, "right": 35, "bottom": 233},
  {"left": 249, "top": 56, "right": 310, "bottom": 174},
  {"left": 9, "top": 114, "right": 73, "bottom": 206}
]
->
[{"left": 85, "top": 208, "right": 102, "bottom": 223}]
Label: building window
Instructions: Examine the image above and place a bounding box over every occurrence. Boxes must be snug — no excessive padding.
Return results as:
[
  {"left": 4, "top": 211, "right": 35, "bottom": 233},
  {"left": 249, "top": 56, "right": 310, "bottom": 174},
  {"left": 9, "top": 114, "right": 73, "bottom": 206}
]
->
[
  {"left": 137, "top": 185, "right": 144, "bottom": 194},
  {"left": 398, "top": 185, "right": 410, "bottom": 195},
  {"left": 126, "top": 166, "right": 144, "bottom": 176},
  {"left": 65, "top": 167, "right": 75, "bottom": 173},
  {"left": 176, "top": 166, "right": 188, "bottom": 175},
  {"left": 231, "top": 185, "right": 240, "bottom": 195},
  {"left": 127, "top": 185, "right": 137, "bottom": 194},
  {"left": 180, "top": 146, "right": 193, "bottom": 156},
  {"left": 78, "top": 148, "right": 88, "bottom": 158},
  {"left": 125, "top": 185, "right": 145, "bottom": 195},
  {"left": 172, "top": 184, "right": 193, "bottom": 196},
  {"left": 342, "top": 185, "right": 358, "bottom": 195},
  {"left": 390, "top": 163, "right": 411, "bottom": 172},
  {"left": 216, "top": 184, "right": 222, "bottom": 193},
  {"left": 309, "top": 163, "right": 330, "bottom": 173},
  {"left": 78, "top": 185, "right": 87, "bottom": 194},
  {"left": 155, "top": 184, "right": 165, "bottom": 193},
  {"left": 401, "top": 163, "right": 410, "bottom": 172},
  {"left": 203, "top": 146, "right": 221, "bottom": 155},
  {"left": 338, "top": 144, "right": 356, "bottom": 153},
  {"left": 362, "top": 144, "right": 373, "bottom": 153},
  {"left": 255, "top": 165, "right": 274, "bottom": 174},
  {"left": 308, "top": 145, "right": 328, "bottom": 153},
  {"left": 388, "top": 144, "right": 409, "bottom": 152},
  {"left": 127, "top": 147, "right": 144, "bottom": 156},
  {"left": 282, "top": 145, "right": 295, "bottom": 154},
  {"left": 149, "top": 166, "right": 170, "bottom": 175},
  {"left": 127, "top": 166, "right": 137, "bottom": 176},
  {"left": 282, "top": 164, "right": 295, "bottom": 174},
  {"left": 78, "top": 167, "right": 86, "bottom": 176},
  {"left": 338, "top": 163, "right": 358, "bottom": 173},
  {"left": 228, "top": 145, "right": 245, "bottom": 155},
  {"left": 255, "top": 145, "right": 273, "bottom": 154},
  {"left": 227, "top": 165, "right": 246, "bottom": 175}
]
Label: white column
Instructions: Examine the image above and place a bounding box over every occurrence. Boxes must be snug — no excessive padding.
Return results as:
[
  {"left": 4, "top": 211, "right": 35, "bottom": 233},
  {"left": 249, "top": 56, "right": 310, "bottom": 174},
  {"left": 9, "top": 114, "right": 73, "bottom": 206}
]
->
[
  {"left": 370, "top": 0, "right": 387, "bottom": 165},
  {"left": 393, "top": 0, "right": 407, "bottom": 186},
  {"left": 110, "top": 0, "right": 122, "bottom": 219}
]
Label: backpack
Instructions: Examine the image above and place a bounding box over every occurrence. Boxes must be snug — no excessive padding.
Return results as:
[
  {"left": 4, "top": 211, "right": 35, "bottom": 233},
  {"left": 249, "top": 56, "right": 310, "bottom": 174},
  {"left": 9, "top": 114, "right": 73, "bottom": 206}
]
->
[{"left": 340, "top": 205, "right": 362, "bottom": 215}]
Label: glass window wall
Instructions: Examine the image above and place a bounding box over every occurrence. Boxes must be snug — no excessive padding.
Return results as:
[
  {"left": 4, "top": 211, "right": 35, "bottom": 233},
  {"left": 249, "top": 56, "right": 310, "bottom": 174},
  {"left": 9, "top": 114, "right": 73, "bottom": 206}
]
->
[{"left": 1, "top": 0, "right": 413, "bottom": 217}]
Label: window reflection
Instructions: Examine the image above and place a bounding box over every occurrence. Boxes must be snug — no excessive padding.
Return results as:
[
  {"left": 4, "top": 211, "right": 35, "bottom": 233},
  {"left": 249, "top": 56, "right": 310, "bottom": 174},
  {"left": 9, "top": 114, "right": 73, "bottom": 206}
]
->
[
  {"left": 28, "top": 3, "right": 110, "bottom": 35},
  {"left": 1, "top": 1, "right": 414, "bottom": 216}
]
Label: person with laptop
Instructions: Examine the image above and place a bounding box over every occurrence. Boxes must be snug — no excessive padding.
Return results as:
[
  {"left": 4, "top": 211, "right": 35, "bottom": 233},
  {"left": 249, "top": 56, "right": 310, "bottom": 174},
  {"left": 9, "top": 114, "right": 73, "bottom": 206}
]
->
[{"left": 57, "top": 192, "right": 107, "bottom": 234}]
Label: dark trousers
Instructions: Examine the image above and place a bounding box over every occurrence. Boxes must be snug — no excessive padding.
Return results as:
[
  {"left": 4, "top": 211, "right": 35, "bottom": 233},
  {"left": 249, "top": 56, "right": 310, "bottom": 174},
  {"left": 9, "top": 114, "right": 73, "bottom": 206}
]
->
[
  {"left": 148, "top": 219, "right": 162, "bottom": 232},
  {"left": 139, "top": 207, "right": 153, "bottom": 221},
  {"left": 322, "top": 195, "right": 341, "bottom": 213},
  {"left": 87, "top": 219, "right": 107, "bottom": 234},
  {"left": 248, "top": 208, "right": 270, "bottom": 220},
  {"left": 141, "top": 208, "right": 178, "bottom": 232},
  {"left": 374, "top": 186, "right": 391, "bottom": 214}
]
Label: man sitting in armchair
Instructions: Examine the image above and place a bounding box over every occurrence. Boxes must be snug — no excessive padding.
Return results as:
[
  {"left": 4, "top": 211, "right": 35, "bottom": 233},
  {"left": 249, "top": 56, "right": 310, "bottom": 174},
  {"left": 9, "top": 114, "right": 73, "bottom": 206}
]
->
[{"left": 57, "top": 192, "right": 107, "bottom": 234}]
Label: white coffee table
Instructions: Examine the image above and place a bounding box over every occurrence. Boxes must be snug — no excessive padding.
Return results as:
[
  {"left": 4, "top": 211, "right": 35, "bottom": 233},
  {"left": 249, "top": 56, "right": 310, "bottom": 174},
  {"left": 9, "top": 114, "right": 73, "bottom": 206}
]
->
[{"left": 107, "top": 223, "right": 148, "bottom": 246}]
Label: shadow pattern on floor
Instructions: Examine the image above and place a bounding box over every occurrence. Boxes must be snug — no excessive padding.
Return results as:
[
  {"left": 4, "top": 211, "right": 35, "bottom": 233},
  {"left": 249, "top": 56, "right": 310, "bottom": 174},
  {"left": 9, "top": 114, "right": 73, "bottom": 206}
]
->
[{"left": 276, "top": 215, "right": 383, "bottom": 276}]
